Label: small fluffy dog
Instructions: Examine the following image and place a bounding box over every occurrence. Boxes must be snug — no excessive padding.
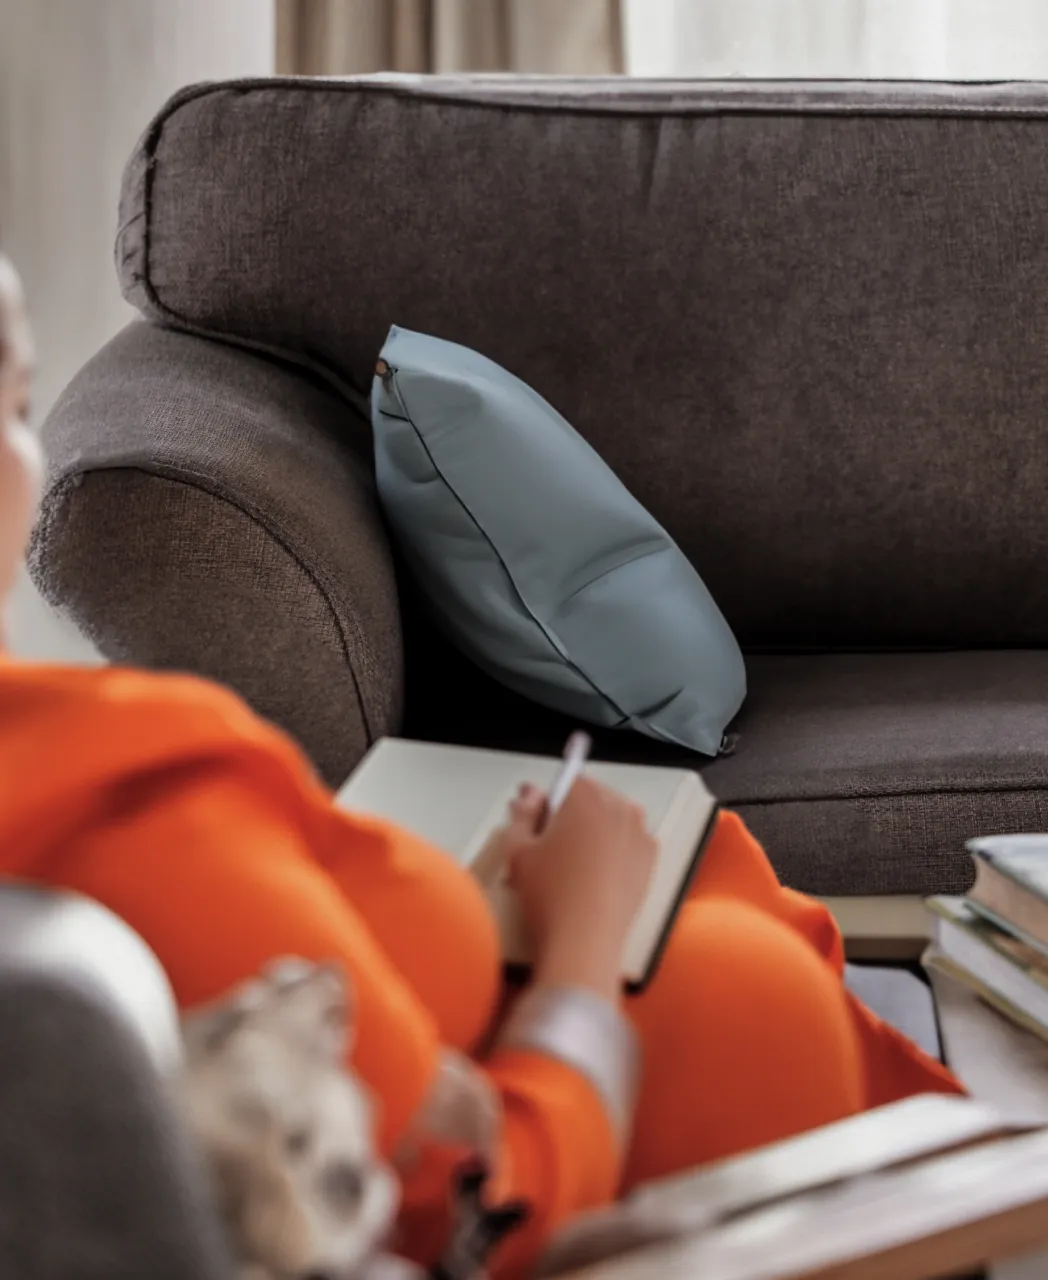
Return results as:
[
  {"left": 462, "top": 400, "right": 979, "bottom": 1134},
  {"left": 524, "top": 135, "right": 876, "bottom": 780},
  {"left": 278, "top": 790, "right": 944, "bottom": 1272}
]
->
[
  {"left": 180, "top": 958, "right": 404, "bottom": 1280},
  {"left": 180, "top": 958, "right": 667, "bottom": 1280},
  {"left": 180, "top": 960, "right": 529, "bottom": 1280}
]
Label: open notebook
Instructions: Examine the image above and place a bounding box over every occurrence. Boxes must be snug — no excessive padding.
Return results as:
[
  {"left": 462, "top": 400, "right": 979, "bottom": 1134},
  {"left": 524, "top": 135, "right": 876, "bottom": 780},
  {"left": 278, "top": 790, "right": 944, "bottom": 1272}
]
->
[{"left": 336, "top": 738, "right": 717, "bottom": 991}]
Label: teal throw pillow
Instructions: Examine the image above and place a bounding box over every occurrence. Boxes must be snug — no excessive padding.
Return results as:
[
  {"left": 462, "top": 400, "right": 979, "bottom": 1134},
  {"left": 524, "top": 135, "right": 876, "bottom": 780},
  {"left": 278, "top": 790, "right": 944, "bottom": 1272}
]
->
[{"left": 371, "top": 326, "right": 746, "bottom": 755}]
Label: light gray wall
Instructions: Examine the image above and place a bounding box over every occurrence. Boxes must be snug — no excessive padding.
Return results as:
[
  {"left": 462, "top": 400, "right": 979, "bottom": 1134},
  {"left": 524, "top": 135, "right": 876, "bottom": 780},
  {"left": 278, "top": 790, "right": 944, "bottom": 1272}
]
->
[{"left": 0, "top": 0, "right": 274, "bottom": 659}]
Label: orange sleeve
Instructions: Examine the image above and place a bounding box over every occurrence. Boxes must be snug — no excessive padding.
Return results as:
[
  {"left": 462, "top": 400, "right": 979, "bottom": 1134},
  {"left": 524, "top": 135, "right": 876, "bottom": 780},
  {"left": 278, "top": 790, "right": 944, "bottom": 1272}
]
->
[
  {"left": 483, "top": 1050, "right": 622, "bottom": 1274},
  {"left": 394, "top": 1048, "right": 621, "bottom": 1276},
  {"left": 0, "top": 665, "right": 440, "bottom": 1143}
]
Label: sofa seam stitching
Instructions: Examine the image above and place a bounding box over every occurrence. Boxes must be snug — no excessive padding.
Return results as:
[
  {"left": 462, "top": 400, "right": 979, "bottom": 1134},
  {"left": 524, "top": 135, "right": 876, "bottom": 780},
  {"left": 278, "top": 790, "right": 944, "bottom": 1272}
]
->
[
  {"left": 730, "top": 782, "right": 1048, "bottom": 806},
  {"left": 140, "top": 76, "right": 1048, "bottom": 123}
]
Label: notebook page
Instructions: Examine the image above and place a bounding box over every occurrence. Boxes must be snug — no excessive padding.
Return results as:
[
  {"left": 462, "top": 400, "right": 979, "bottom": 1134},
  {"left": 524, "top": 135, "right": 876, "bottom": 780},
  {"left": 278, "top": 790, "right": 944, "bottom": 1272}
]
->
[{"left": 338, "top": 738, "right": 686, "bottom": 862}]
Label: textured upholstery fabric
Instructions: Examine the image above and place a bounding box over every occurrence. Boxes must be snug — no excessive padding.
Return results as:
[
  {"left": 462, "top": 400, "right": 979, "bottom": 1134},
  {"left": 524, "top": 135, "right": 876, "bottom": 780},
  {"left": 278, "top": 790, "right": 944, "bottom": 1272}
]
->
[
  {"left": 117, "top": 77, "right": 1048, "bottom": 648},
  {"left": 0, "top": 965, "right": 231, "bottom": 1279},
  {"left": 33, "top": 76, "right": 1048, "bottom": 895},
  {"left": 32, "top": 322, "right": 401, "bottom": 786},
  {"left": 720, "top": 651, "right": 1048, "bottom": 896}
]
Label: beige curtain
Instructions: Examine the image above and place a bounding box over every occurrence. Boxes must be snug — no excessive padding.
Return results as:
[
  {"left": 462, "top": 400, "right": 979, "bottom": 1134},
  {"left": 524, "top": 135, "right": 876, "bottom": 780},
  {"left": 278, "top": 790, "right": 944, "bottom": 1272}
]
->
[{"left": 277, "top": 0, "right": 623, "bottom": 75}]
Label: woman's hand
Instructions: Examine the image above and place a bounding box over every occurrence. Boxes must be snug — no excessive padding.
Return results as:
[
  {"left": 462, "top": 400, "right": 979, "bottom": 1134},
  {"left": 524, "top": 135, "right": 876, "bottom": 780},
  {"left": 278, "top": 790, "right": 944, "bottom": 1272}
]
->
[
  {"left": 489, "top": 778, "right": 658, "bottom": 1004},
  {"left": 396, "top": 1048, "right": 501, "bottom": 1171}
]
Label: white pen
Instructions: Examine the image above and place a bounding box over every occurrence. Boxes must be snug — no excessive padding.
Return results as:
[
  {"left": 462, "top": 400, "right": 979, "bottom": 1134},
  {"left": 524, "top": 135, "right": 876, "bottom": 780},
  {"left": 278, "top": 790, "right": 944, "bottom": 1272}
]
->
[{"left": 539, "top": 730, "right": 592, "bottom": 831}]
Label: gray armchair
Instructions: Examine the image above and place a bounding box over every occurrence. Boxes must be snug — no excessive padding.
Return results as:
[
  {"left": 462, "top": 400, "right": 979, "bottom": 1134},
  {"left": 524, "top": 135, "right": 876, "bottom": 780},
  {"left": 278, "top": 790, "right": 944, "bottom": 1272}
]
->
[
  {"left": 0, "top": 884, "right": 181, "bottom": 1070},
  {"left": 0, "top": 885, "right": 231, "bottom": 1278}
]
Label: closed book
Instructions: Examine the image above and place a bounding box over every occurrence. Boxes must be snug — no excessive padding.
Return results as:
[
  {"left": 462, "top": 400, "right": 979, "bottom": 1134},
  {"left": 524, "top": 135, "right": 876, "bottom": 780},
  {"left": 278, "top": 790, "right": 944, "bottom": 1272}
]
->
[
  {"left": 966, "top": 834, "right": 1048, "bottom": 953},
  {"left": 924, "top": 948, "right": 1048, "bottom": 1047},
  {"left": 925, "top": 895, "right": 1048, "bottom": 1041},
  {"left": 336, "top": 737, "right": 717, "bottom": 991}
]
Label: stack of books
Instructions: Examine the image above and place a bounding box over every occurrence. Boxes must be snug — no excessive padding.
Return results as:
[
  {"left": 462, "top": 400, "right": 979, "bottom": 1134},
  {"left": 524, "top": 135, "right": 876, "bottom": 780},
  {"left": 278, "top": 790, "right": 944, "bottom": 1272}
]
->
[{"left": 926, "top": 835, "right": 1048, "bottom": 1041}]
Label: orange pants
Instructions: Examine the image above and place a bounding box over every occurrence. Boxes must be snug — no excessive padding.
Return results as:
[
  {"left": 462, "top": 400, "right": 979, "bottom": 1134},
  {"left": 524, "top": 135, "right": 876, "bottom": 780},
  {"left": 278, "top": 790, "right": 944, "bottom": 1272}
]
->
[{"left": 331, "top": 807, "right": 961, "bottom": 1189}]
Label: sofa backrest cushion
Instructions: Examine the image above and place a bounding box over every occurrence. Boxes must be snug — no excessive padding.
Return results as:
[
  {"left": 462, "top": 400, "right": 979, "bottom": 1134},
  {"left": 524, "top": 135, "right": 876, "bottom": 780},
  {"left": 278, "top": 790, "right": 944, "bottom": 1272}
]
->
[{"left": 117, "top": 77, "right": 1048, "bottom": 647}]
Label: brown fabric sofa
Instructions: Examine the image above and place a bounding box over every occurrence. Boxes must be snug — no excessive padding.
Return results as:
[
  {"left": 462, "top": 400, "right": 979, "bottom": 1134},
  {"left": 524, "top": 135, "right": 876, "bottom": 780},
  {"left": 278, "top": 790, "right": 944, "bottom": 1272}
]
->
[{"left": 31, "top": 76, "right": 1048, "bottom": 906}]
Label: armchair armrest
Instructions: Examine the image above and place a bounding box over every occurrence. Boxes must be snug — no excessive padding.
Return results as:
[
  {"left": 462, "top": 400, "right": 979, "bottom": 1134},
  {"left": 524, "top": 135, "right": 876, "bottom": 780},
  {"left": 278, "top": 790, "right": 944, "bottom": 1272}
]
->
[
  {"left": 0, "top": 883, "right": 181, "bottom": 1073},
  {"left": 0, "top": 916, "right": 232, "bottom": 1278},
  {"left": 30, "top": 321, "right": 403, "bottom": 785}
]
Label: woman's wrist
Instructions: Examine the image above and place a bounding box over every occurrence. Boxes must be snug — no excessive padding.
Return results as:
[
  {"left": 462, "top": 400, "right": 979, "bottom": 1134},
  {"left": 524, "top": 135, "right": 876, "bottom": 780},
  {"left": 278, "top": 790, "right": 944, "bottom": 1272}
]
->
[
  {"left": 534, "top": 928, "right": 624, "bottom": 1006},
  {"left": 496, "top": 984, "right": 640, "bottom": 1142}
]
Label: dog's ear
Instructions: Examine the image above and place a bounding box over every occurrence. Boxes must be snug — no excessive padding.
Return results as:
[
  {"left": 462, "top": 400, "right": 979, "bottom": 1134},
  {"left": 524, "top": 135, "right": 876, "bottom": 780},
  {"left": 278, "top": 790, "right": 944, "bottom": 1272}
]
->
[
  {"left": 182, "top": 1003, "right": 249, "bottom": 1056},
  {"left": 181, "top": 979, "right": 268, "bottom": 1057},
  {"left": 258, "top": 958, "right": 355, "bottom": 1064}
]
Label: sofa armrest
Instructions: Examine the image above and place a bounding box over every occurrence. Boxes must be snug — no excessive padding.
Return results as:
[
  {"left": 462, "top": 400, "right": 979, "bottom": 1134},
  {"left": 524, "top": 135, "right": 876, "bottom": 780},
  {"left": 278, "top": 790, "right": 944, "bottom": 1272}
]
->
[
  {"left": 0, "top": 958, "right": 232, "bottom": 1279},
  {"left": 30, "top": 321, "right": 403, "bottom": 786},
  {"left": 0, "top": 883, "right": 181, "bottom": 1073}
]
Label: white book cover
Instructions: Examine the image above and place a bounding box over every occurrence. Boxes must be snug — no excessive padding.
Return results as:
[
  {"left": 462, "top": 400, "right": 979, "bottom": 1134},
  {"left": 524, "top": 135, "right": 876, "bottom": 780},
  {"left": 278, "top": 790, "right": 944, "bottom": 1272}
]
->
[{"left": 337, "top": 738, "right": 717, "bottom": 990}]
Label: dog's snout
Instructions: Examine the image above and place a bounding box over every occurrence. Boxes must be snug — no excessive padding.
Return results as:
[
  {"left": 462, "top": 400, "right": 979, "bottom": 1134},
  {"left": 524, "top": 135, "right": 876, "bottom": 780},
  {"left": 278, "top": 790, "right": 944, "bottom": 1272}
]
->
[{"left": 320, "top": 1160, "right": 366, "bottom": 1213}]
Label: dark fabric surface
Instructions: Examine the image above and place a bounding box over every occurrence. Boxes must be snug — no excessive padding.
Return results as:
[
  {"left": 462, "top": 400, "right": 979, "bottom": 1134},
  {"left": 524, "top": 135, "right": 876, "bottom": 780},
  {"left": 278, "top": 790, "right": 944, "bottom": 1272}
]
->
[
  {"left": 406, "top": 643, "right": 1048, "bottom": 896},
  {"left": 0, "top": 964, "right": 231, "bottom": 1279},
  {"left": 119, "top": 76, "right": 1048, "bottom": 648},
  {"left": 32, "top": 322, "right": 402, "bottom": 786}
]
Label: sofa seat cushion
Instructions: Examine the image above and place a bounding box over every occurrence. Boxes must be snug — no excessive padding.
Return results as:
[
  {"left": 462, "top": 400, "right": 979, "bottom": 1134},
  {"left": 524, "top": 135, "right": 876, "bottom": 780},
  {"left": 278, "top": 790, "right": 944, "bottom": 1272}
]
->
[
  {"left": 708, "top": 651, "right": 1048, "bottom": 897},
  {"left": 405, "top": 642, "right": 1048, "bottom": 897}
]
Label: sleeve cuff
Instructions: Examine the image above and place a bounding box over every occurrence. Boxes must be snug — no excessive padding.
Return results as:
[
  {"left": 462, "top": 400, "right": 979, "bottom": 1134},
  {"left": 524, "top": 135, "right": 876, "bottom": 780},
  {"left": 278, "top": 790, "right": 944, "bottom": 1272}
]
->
[{"left": 496, "top": 986, "right": 640, "bottom": 1142}]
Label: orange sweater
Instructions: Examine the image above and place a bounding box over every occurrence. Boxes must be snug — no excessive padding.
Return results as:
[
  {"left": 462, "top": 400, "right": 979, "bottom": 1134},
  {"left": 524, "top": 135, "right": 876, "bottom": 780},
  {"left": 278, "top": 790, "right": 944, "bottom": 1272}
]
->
[
  {"left": 0, "top": 656, "right": 963, "bottom": 1274},
  {"left": 0, "top": 658, "right": 618, "bottom": 1267}
]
